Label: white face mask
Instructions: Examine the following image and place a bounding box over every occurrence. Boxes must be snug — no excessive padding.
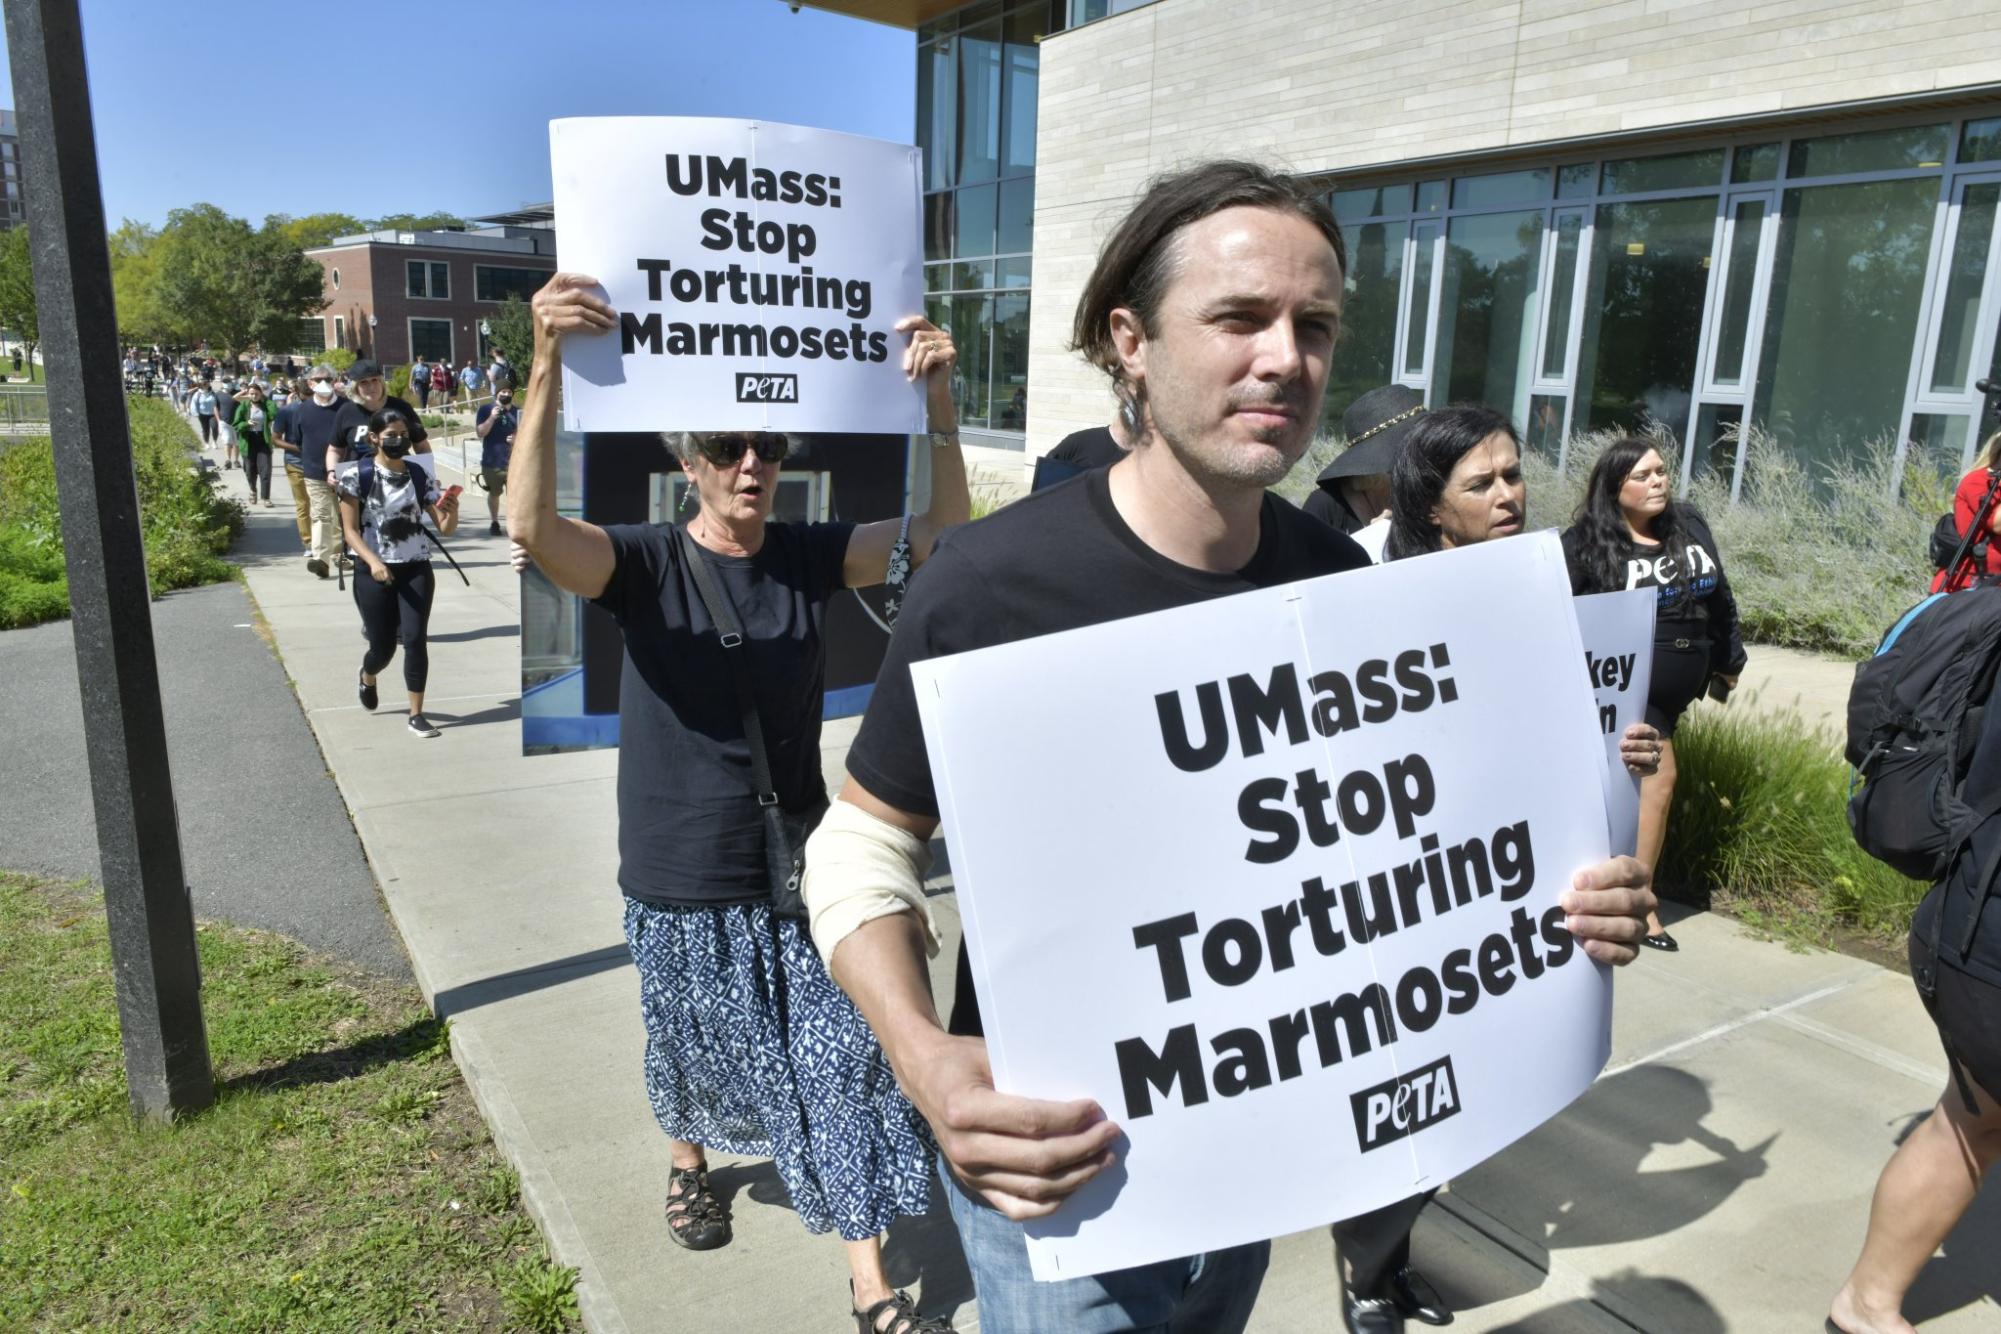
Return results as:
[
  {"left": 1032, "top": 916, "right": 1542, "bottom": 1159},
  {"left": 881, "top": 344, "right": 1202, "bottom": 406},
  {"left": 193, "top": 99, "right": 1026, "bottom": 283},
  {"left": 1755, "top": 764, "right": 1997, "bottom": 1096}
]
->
[{"left": 310, "top": 380, "right": 336, "bottom": 401}]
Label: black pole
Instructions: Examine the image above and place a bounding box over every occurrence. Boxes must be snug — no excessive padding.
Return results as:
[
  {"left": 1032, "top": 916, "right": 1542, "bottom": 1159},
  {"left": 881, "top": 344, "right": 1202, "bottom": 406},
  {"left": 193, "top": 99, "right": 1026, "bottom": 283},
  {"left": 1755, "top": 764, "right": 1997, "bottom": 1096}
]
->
[{"left": 3, "top": 0, "right": 213, "bottom": 1119}]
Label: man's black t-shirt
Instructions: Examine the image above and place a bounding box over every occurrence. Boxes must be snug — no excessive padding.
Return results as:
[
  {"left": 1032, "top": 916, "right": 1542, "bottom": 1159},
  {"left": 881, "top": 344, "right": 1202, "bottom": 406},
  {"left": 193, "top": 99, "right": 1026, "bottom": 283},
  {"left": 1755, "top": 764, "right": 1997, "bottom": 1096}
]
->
[
  {"left": 593, "top": 520, "right": 856, "bottom": 907},
  {"left": 330, "top": 394, "right": 429, "bottom": 464},
  {"left": 282, "top": 399, "right": 348, "bottom": 482},
  {"left": 847, "top": 466, "right": 1370, "bottom": 1036}
]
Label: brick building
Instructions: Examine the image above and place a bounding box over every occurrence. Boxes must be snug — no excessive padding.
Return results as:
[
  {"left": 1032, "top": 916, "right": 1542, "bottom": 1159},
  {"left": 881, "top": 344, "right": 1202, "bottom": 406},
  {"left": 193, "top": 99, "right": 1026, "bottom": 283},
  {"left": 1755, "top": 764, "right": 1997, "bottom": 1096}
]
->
[
  {"left": 805, "top": 0, "right": 2001, "bottom": 485},
  {"left": 303, "top": 216, "right": 557, "bottom": 368}
]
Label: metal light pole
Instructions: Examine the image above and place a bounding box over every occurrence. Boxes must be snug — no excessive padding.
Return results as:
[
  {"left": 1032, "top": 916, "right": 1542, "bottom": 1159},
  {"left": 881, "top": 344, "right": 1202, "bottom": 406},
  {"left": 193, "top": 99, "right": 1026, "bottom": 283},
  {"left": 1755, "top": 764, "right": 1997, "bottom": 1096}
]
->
[{"left": 4, "top": 0, "right": 213, "bottom": 1119}]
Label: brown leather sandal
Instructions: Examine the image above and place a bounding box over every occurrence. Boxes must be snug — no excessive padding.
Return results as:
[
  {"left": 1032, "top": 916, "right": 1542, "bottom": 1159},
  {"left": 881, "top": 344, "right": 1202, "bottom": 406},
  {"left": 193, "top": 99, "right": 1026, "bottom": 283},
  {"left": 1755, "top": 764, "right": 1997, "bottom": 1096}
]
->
[{"left": 663, "top": 1165, "right": 730, "bottom": 1251}]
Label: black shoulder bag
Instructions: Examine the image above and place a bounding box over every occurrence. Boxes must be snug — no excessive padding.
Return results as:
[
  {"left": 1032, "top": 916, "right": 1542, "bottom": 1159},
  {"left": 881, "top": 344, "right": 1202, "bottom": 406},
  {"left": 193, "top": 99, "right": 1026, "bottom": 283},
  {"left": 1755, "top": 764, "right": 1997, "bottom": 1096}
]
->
[{"left": 675, "top": 525, "right": 825, "bottom": 919}]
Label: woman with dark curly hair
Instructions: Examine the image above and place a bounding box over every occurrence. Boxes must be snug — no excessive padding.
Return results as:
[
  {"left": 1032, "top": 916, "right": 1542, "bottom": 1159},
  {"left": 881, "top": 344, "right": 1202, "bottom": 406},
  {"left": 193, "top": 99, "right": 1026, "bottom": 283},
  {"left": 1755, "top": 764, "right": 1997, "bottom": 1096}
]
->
[{"left": 1560, "top": 437, "right": 1745, "bottom": 952}]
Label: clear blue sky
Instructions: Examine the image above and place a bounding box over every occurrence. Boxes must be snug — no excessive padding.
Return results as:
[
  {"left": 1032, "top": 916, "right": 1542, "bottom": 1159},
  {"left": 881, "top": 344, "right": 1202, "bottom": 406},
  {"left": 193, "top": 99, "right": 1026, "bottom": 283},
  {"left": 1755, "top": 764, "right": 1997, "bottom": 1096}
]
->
[{"left": 0, "top": 0, "right": 915, "bottom": 230}]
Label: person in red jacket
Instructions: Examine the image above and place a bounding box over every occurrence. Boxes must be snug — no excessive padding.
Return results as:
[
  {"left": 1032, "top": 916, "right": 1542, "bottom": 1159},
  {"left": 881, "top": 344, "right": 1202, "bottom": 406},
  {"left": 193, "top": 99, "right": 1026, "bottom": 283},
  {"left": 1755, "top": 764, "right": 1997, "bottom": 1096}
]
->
[{"left": 1932, "top": 435, "right": 2001, "bottom": 593}]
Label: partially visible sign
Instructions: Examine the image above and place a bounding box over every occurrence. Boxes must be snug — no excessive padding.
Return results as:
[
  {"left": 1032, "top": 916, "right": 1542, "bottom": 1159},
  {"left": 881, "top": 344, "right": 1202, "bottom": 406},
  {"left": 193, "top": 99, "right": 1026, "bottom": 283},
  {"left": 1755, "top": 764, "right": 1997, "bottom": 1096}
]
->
[
  {"left": 549, "top": 117, "right": 924, "bottom": 434},
  {"left": 1575, "top": 590, "right": 1657, "bottom": 858},
  {"left": 912, "top": 534, "right": 1615, "bottom": 1280}
]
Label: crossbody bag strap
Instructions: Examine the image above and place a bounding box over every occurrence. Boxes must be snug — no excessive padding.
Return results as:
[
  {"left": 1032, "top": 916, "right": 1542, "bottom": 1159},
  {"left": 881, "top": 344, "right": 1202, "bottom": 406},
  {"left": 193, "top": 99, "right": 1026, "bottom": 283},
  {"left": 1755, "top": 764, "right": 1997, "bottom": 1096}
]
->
[
  {"left": 1947, "top": 468, "right": 2001, "bottom": 589},
  {"left": 675, "top": 525, "right": 780, "bottom": 808}
]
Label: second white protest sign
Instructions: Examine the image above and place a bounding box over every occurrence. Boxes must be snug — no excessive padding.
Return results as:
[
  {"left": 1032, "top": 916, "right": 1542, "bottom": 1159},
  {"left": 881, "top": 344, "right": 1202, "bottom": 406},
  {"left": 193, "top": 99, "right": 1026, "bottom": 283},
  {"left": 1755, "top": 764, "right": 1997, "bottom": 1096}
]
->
[
  {"left": 912, "top": 533, "right": 1615, "bottom": 1280},
  {"left": 549, "top": 116, "right": 924, "bottom": 434}
]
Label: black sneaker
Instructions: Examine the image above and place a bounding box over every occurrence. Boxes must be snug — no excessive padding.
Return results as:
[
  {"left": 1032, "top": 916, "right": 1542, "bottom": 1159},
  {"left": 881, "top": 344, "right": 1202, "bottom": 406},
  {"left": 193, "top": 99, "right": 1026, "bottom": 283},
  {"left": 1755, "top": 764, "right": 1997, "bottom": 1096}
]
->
[
  {"left": 306, "top": 556, "right": 329, "bottom": 579},
  {"left": 357, "top": 668, "right": 377, "bottom": 712},
  {"left": 488, "top": 520, "right": 502, "bottom": 537},
  {"left": 407, "top": 713, "right": 440, "bottom": 739}
]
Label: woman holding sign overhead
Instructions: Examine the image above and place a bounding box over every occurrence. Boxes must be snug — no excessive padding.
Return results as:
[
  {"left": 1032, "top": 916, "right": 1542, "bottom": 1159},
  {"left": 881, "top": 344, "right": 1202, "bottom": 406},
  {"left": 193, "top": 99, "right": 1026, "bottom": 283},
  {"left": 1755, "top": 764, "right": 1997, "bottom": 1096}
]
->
[
  {"left": 1562, "top": 438, "right": 1746, "bottom": 953},
  {"left": 509, "top": 273, "right": 969, "bottom": 1334},
  {"left": 1335, "top": 405, "right": 1666, "bottom": 1334}
]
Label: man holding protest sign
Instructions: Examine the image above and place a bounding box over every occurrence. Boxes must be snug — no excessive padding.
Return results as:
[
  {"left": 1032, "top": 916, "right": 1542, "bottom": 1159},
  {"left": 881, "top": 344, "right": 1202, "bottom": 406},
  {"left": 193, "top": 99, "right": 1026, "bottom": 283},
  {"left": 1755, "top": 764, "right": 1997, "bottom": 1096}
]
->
[
  {"left": 510, "top": 267, "right": 971, "bottom": 1333},
  {"left": 803, "top": 161, "right": 1657, "bottom": 1334}
]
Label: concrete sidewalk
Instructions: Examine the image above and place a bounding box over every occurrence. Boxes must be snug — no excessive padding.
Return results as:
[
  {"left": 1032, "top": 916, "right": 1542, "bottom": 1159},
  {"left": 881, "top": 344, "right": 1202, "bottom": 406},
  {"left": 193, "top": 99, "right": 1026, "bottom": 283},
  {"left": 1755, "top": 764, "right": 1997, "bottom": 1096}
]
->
[{"left": 216, "top": 430, "right": 1995, "bottom": 1332}]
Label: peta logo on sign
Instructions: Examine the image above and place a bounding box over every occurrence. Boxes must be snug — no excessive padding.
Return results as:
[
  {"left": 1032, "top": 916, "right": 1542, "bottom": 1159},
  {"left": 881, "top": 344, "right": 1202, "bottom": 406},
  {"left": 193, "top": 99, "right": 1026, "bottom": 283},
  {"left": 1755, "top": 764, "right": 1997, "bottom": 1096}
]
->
[
  {"left": 735, "top": 373, "right": 799, "bottom": 403},
  {"left": 1349, "top": 1055, "right": 1462, "bottom": 1152}
]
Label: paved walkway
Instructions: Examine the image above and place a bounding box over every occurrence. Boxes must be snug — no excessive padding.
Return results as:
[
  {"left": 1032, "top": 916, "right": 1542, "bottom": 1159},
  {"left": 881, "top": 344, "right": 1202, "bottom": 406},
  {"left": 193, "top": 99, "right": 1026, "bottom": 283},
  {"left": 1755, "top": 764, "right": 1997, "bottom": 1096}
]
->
[{"left": 206, "top": 425, "right": 1996, "bottom": 1333}]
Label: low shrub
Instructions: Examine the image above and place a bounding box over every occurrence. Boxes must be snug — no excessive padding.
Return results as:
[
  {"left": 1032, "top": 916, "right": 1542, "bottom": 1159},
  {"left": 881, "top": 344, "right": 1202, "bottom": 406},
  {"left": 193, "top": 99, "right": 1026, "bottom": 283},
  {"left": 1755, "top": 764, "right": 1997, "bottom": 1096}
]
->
[
  {"left": 1657, "top": 700, "right": 1928, "bottom": 942},
  {"left": 0, "top": 396, "right": 243, "bottom": 629}
]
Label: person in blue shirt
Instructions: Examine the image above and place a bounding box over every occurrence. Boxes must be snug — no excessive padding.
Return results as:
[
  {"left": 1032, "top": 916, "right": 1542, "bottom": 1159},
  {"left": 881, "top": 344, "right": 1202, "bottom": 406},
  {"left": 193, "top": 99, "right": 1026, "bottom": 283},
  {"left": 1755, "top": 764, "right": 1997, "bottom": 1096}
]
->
[{"left": 474, "top": 387, "right": 518, "bottom": 536}]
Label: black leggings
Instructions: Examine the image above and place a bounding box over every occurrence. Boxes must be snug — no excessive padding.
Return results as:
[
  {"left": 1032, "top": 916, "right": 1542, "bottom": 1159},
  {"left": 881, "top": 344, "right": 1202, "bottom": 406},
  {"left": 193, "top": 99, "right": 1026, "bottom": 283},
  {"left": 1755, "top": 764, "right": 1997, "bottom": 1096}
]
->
[
  {"left": 353, "top": 560, "right": 435, "bottom": 693},
  {"left": 196, "top": 412, "right": 216, "bottom": 442},
  {"left": 241, "top": 436, "right": 271, "bottom": 500}
]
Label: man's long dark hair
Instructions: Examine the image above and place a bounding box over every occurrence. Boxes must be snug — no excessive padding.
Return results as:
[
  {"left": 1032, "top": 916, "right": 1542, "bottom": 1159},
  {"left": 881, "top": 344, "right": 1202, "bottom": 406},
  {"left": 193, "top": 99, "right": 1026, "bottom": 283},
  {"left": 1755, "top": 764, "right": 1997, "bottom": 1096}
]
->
[
  {"left": 1569, "top": 435, "right": 1686, "bottom": 594},
  {"left": 1385, "top": 405, "right": 1518, "bottom": 561},
  {"left": 1069, "top": 160, "right": 1346, "bottom": 442}
]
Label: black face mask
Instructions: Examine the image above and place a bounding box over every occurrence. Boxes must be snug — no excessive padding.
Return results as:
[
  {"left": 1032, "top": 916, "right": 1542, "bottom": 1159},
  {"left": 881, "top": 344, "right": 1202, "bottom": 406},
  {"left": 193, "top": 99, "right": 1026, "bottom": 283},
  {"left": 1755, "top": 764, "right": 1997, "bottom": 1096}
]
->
[{"left": 378, "top": 437, "right": 412, "bottom": 459}]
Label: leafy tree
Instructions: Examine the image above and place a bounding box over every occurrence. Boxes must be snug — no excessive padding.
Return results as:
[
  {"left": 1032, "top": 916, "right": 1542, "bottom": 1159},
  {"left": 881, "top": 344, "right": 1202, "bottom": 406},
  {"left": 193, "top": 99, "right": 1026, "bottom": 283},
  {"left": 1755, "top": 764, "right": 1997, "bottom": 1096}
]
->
[
  {"left": 368, "top": 212, "right": 465, "bottom": 233},
  {"left": 0, "top": 225, "right": 39, "bottom": 366},
  {"left": 151, "top": 204, "right": 326, "bottom": 357},
  {"left": 489, "top": 295, "right": 535, "bottom": 385},
  {"left": 266, "top": 211, "right": 365, "bottom": 251},
  {"left": 107, "top": 220, "right": 180, "bottom": 346}
]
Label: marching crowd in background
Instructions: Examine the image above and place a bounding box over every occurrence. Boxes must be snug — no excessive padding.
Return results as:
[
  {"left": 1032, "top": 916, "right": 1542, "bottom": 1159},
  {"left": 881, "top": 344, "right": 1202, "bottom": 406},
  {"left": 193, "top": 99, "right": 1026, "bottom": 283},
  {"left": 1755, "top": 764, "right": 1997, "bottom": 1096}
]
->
[
  {"left": 153, "top": 344, "right": 520, "bottom": 742},
  {"left": 120, "top": 155, "right": 2001, "bottom": 1334}
]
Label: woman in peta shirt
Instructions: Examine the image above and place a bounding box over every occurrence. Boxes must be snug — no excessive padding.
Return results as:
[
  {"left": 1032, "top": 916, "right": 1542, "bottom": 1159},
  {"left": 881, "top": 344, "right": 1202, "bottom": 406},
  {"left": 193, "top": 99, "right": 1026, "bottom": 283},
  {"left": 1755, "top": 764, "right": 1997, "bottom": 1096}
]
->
[{"left": 1562, "top": 437, "right": 1746, "bottom": 952}]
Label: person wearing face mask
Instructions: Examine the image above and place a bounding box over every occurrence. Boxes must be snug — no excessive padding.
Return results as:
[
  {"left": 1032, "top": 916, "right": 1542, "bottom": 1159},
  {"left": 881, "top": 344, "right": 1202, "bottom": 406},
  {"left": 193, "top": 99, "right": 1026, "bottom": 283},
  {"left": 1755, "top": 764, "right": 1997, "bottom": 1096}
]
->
[
  {"left": 507, "top": 273, "right": 972, "bottom": 1333},
  {"left": 328, "top": 358, "right": 430, "bottom": 474},
  {"left": 335, "top": 406, "right": 460, "bottom": 739},
  {"left": 275, "top": 362, "right": 353, "bottom": 576},
  {"left": 1562, "top": 438, "right": 1744, "bottom": 952},
  {"left": 474, "top": 386, "right": 518, "bottom": 536},
  {"left": 230, "top": 382, "right": 276, "bottom": 507}
]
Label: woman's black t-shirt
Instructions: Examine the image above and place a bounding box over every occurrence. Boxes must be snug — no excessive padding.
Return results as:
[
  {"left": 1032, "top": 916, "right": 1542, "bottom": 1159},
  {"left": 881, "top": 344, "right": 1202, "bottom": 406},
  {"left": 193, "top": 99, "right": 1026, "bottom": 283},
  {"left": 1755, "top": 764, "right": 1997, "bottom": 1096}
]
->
[
  {"left": 593, "top": 520, "right": 854, "bottom": 907},
  {"left": 1560, "top": 509, "right": 1747, "bottom": 679},
  {"left": 847, "top": 468, "right": 1370, "bottom": 1036}
]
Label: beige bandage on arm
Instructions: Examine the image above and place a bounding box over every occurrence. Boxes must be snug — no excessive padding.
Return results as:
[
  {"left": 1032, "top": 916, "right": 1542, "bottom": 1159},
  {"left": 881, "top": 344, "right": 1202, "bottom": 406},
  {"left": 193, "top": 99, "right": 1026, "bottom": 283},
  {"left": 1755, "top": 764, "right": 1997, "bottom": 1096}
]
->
[{"left": 803, "top": 799, "right": 940, "bottom": 970}]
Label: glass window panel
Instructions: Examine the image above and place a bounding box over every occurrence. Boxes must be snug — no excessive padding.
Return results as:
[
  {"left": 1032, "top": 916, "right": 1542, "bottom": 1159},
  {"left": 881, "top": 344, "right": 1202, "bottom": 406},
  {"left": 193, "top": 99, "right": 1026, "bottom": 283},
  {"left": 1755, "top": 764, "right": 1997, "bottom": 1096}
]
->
[
  {"left": 1332, "top": 184, "right": 1412, "bottom": 222},
  {"left": 1435, "top": 209, "right": 1545, "bottom": 419},
  {"left": 1730, "top": 143, "right": 1779, "bottom": 183},
  {"left": 1786, "top": 124, "right": 1950, "bottom": 178},
  {"left": 1962, "top": 117, "right": 2001, "bottom": 166},
  {"left": 1712, "top": 197, "right": 1766, "bottom": 387},
  {"left": 1573, "top": 196, "right": 1716, "bottom": 440},
  {"left": 1451, "top": 168, "right": 1550, "bottom": 211},
  {"left": 1983, "top": 317, "right": 2001, "bottom": 446},
  {"left": 952, "top": 260, "right": 994, "bottom": 290},
  {"left": 993, "top": 293, "right": 1030, "bottom": 430},
  {"left": 926, "top": 262, "right": 955, "bottom": 293},
  {"left": 1909, "top": 413, "right": 1973, "bottom": 463},
  {"left": 919, "top": 41, "right": 957, "bottom": 190},
  {"left": 1690, "top": 402, "right": 1744, "bottom": 486},
  {"left": 924, "top": 192, "right": 955, "bottom": 261},
  {"left": 1415, "top": 180, "right": 1446, "bottom": 214},
  {"left": 406, "top": 260, "right": 426, "bottom": 298},
  {"left": 1071, "top": 0, "right": 1109, "bottom": 22},
  {"left": 1557, "top": 164, "right": 1595, "bottom": 199},
  {"left": 1599, "top": 148, "right": 1725, "bottom": 195},
  {"left": 1930, "top": 182, "right": 2000, "bottom": 394},
  {"left": 1754, "top": 177, "right": 1940, "bottom": 469},
  {"left": 1005, "top": 5, "right": 1048, "bottom": 44},
  {"left": 956, "top": 183, "right": 997, "bottom": 258},
  {"left": 1323, "top": 219, "right": 1409, "bottom": 425},
  {"left": 476, "top": 266, "right": 548, "bottom": 303},
  {"left": 996, "top": 256, "right": 1033, "bottom": 288},
  {"left": 1525, "top": 394, "right": 1567, "bottom": 461},
  {"left": 948, "top": 293, "right": 994, "bottom": 427},
  {"left": 430, "top": 262, "right": 450, "bottom": 300},
  {"left": 1002, "top": 28, "right": 1039, "bottom": 175},
  {"left": 409, "top": 318, "right": 453, "bottom": 362},
  {"left": 998, "top": 178, "right": 1035, "bottom": 255},
  {"left": 957, "top": 22, "right": 1003, "bottom": 185},
  {"left": 1403, "top": 227, "right": 1436, "bottom": 378},
  {"left": 1541, "top": 214, "right": 1584, "bottom": 379}
]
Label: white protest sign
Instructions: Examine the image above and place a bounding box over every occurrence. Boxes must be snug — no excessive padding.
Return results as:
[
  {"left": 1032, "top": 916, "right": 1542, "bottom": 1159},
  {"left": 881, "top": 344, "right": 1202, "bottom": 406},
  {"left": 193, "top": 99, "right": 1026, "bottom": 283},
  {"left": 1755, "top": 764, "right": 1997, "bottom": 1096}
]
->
[
  {"left": 549, "top": 117, "right": 924, "bottom": 434},
  {"left": 1574, "top": 590, "right": 1657, "bottom": 859},
  {"left": 912, "top": 534, "right": 1615, "bottom": 1280}
]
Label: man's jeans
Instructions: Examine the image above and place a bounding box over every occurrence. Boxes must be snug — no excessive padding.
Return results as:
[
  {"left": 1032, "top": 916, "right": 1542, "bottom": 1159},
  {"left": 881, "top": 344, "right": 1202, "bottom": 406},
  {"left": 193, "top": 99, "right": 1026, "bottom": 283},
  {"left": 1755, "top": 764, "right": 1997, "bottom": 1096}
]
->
[{"left": 941, "top": 1157, "right": 1268, "bottom": 1333}]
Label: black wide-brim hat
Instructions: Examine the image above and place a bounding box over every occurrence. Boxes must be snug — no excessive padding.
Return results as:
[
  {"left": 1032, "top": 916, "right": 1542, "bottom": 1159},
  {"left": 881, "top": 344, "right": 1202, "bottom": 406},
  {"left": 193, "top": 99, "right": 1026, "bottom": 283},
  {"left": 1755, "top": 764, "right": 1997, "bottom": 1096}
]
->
[{"left": 1317, "top": 384, "right": 1427, "bottom": 484}]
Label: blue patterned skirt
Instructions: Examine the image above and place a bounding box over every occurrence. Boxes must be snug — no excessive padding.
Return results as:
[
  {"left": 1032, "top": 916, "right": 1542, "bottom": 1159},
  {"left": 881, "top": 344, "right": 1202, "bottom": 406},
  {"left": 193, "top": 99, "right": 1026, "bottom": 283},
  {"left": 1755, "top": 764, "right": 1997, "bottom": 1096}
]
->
[{"left": 622, "top": 897, "right": 935, "bottom": 1239}]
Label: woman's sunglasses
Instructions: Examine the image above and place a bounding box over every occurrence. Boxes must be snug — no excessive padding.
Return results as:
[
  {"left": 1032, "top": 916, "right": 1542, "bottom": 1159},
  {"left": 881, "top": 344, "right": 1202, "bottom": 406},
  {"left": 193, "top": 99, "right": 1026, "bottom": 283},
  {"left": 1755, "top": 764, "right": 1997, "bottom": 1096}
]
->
[{"left": 697, "top": 433, "right": 788, "bottom": 466}]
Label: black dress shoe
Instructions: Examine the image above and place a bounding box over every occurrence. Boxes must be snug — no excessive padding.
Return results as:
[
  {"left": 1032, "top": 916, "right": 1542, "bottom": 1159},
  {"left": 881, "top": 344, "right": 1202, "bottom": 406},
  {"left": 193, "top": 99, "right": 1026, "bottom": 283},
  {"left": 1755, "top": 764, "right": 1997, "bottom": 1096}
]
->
[
  {"left": 1643, "top": 932, "right": 1680, "bottom": 953},
  {"left": 1389, "top": 1266, "right": 1452, "bottom": 1326},
  {"left": 1344, "top": 1291, "right": 1405, "bottom": 1334}
]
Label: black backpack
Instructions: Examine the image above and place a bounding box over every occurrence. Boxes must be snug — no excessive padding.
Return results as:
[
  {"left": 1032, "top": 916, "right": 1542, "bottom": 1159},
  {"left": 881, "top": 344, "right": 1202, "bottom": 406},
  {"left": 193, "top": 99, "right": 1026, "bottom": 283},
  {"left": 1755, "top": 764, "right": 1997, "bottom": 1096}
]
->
[{"left": 1845, "top": 584, "right": 2001, "bottom": 880}]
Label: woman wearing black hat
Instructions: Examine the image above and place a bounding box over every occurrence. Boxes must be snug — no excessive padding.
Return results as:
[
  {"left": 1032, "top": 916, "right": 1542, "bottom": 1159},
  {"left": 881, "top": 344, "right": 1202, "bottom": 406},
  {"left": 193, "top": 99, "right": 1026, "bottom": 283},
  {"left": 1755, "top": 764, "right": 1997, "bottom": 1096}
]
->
[{"left": 1302, "top": 385, "right": 1426, "bottom": 560}]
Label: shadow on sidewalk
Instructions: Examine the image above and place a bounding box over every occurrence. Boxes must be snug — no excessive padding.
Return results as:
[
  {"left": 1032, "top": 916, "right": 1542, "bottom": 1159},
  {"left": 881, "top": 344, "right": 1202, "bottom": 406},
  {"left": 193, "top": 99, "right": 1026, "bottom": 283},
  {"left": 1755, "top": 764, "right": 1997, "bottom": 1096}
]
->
[
  {"left": 432, "top": 945, "right": 631, "bottom": 1020},
  {"left": 427, "top": 698, "right": 521, "bottom": 730},
  {"left": 1487, "top": 1271, "right": 1723, "bottom": 1332},
  {"left": 428, "top": 624, "right": 517, "bottom": 644}
]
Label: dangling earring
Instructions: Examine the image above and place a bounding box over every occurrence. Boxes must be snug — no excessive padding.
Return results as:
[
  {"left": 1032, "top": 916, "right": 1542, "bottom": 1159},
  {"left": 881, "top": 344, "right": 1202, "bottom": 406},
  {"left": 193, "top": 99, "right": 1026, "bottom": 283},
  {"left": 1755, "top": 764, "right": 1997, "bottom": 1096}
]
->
[{"left": 679, "top": 484, "right": 694, "bottom": 514}]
